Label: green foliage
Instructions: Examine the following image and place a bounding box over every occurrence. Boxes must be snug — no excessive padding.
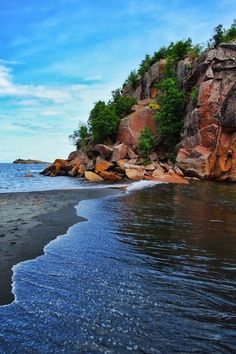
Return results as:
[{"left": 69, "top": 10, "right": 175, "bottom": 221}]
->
[
  {"left": 151, "top": 46, "right": 169, "bottom": 63},
  {"left": 124, "top": 70, "right": 139, "bottom": 88},
  {"left": 88, "top": 101, "right": 119, "bottom": 143},
  {"left": 223, "top": 19, "right": 236, "bottom": 42},
  {"left": 209, "top": 20, "right": 236, "bottom": 47},
  {"left": 138, "top": 54, "right": 153, "bottom": 76},
  {"left": 110, "top": 89, "right": 136, "bottom": 117},
  {"left": 167, "top": 38, "right": 193, "bottom": 61},
  {"left": 190, "top": 86, "right": 199, "bottom": 106},
  {"left": 139, "top": 126, "right": 156, "bottom": 157},
  {"left": 156, "top": 78, "right": 184, "bottom": 151},
  {"left": 69, "top": 122, "right": 88, "bottom": 149},
  {"left": 124, "top": 38, "right": 203, "bottom": 87},
  {"left": 211, "top": 24, "right": 225, "bottom": 47}
]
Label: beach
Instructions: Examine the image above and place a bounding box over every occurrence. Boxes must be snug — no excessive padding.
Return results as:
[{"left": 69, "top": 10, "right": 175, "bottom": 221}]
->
[{"left": 0, "top": 188, "right": 121, "bottom": 305}]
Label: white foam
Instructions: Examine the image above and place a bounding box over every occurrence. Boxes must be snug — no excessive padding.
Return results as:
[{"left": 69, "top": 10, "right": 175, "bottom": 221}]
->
[{"left": 126, "top": 180, "right": 163, "bottom": 192}]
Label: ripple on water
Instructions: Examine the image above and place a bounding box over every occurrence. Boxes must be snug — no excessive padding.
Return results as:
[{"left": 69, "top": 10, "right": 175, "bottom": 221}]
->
[{"left": 0, "top": 182, "right": 235, "bottom": 353}]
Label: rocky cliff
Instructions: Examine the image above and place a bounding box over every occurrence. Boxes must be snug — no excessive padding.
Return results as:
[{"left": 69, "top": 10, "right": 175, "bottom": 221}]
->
[
  {"left": 42, "top": 40, "right": 236, "bottom": 183},
  {"left": 123, "top": 40, "right": 236, "bottom": 181},
  {"left": 176, "top": 41, "right": 236, "bottom": 181}
]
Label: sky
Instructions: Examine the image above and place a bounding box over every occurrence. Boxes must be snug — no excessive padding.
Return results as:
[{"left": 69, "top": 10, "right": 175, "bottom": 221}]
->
[{"left": 0, "top": 0, "right": 235, "bottom": 162}]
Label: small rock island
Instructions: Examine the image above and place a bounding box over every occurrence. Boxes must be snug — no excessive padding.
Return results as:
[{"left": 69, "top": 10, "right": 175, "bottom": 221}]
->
[{"left": 13, "top": 159, "right": 50, "bottom": 164}]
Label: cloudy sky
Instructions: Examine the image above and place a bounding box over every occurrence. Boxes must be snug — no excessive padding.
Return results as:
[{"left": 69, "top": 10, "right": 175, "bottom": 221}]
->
[{"left": 0, "top": 0, "right": 235, "bottom": 162}]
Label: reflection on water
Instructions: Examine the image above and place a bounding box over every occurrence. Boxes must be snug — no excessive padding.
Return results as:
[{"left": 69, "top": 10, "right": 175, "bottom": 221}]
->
[{"left": 0, "top": 182, "right": 235, "bottom": 353}]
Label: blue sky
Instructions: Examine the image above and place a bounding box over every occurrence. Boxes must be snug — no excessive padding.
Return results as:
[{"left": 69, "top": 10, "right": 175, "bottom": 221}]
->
[{"left": 0, "top": 0, "right": 235, "bottom": 162}]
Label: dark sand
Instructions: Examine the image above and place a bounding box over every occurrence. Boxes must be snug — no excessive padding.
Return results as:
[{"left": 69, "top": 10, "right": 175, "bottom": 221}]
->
[{"left": 0, "top": 188, "right": 121, "bottom": 305}]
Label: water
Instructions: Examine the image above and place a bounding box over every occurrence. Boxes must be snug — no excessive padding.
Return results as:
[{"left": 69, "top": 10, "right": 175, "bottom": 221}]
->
[
  {"left": 0, "top": 163, "right": 87, "bottom": 192},
  {"left": 0, "top": 163, "right": 135, "bottom": 193},
  {"left": 0, "top": 181, "right": 235, "bottom": 353}
]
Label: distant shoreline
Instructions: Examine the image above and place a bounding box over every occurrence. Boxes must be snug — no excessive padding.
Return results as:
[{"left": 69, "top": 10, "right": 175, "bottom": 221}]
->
[{"left": 13, "top": 159, "right": 51, "bottom": 164}]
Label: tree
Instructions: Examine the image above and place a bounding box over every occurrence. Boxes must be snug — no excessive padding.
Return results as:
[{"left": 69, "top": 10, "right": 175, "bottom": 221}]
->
[
  {"left": 139, "top": 126, "right": 156, "bottom": 157},
  {"left": 138, "top": 54, "right": 153, "bottom": 76},
  {"left": 224, "top": 19, "right": 236, "bottom": 42},
  {"left": 69, "top": 122, "right": 88, "bottom": 149},
  {"left": 110, "top": 88, "right": 136, "bottom": 118},
  {"left": 212, "top": 24, "right": 225, "bottom": 47},
  {"left": 88, "top": 101, "right": 119, "bottom": 143},
  {"left": 124, "top": 70, "right": 139, "bottom": 88},
  {"left": 156, "top": 78, "right": 184, "bottom": 151}
]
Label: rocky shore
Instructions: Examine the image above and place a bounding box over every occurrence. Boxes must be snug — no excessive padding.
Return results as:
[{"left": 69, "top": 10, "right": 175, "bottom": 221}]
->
[
  {"left": 41, "top": 40, "right": 236, "bottom": 183},
  {"left": 41, "top": 99, "right": 189, "bottom": 185}
]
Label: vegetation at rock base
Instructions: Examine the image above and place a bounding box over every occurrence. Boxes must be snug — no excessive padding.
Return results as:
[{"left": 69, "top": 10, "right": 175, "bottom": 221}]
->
[
  {"left": 88, "top": 101, "right": 119, "bottom": 143},
  {"left": 139, "top": 126, "right": 156, "bottom": 157},
  {"left": 149, "top": 101, "right": 161, "bottom": 111},
  {"left": 70, "top": 91, "right": 136, "bottom": 146},
  {"left": 155, "top": 78, "right": 184, "bottom": 151}
]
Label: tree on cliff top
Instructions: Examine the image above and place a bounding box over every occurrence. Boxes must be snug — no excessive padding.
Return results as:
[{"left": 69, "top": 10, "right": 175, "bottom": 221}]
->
[{"left": 209, "top": 20, "right": 236, "bottom": 47}]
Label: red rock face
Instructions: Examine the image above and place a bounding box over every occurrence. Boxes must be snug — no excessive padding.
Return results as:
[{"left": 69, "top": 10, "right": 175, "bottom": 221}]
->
[
  {"left": 177, "top": 41, "right": 236, "bottom": 181},
  {"left": 122, "top": 59, "right": 166, "bottom": 100},
  {"left": 116, "top": 105, "right": 158, "bottom": 146}
]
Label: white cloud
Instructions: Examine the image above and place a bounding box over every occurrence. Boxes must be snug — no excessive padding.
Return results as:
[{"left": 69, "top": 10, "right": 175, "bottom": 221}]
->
[
  {"left": 15, "top": 99, "right": 39, "bottom": 106},
  {"left": 0, "top": 64, "right": 80, "bottom": 103},
  {"left": 0, "top": 59, "right": 21, "bottom": 65},
  {"left": 40, "top": 109, "right": 64, "bottom": 117}
]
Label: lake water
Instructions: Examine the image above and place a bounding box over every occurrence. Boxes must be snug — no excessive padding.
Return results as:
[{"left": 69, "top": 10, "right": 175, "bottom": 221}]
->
[
  {"left": 0, "top": 163, "right": 89, "bottom": 192},
  {"left": 0, "top": 179, "right": 235, "bottom": 353}
]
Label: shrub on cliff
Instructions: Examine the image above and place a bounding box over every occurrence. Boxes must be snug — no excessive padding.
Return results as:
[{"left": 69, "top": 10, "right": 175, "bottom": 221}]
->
[
  {"left": 156, "top": 78, "right": 184, "bottom": 151},
  {"left": 190, "top": 86, "right": 199, "bottom": 106},
  {"left": 123, "top": 39, "right": 202, "bottom": 87},
  {"left": 110, "top": 89, "right": 136, "bottom": 117},
  {"left": 69, "top": 122, "right": 88, "bottom": 149},
  {"left": 88, "top": 101, "right": 119, "bottom": 143},
  {"left": 139, "top": 126, "right": 156, "bottom": 157},
  {"left": 209, "top": 20, "right": 236, "bottom": 47},
  {"left": 124, "top": 70, "right": 139, "bottom": 88}
]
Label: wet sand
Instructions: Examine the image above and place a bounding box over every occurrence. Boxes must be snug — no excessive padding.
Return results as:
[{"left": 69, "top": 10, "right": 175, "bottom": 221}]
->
[{"left": 0, "top": 188, "right": 121, "bottom": 305}]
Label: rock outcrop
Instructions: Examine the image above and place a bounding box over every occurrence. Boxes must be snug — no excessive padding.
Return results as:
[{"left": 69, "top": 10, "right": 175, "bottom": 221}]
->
[
  {"left": 116, "top": 99, "right": 158, "bottom": 145},
  {"left": 176, "top": 40, "right": 236, "bottom": 181},
  {"left": 41, "top": 97, "right": 188, "bottom": 186},
  {"left": 123, "top": 60, "right": 166, "bottom": 100}
]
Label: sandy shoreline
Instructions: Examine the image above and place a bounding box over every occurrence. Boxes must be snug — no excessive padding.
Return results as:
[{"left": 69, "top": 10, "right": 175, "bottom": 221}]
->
[{"left": 0, "top": 188, "right": 121, "bottom": 305}]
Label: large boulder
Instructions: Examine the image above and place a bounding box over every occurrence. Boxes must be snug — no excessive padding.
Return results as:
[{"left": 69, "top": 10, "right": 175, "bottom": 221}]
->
[
  {"left": 116, "top": 105, "right": 158, "bottom": 146},
  {"left": 84, "top": 171, "right": 104, "bottom": 182},
  {"left": 95, "top": 157, "right": 113, "bottom": 173},
  {"left": 99, "top": 171, "right": 122, "bottom": 181},
  {"left": 94, "top": 144, "right": 113, "bottom": 158},
  {"left": 111, "top": 143, "right": 128, "bottom": 162},
  {"left": 125, "top": 168, "right": 145, "bottom": 180}
]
